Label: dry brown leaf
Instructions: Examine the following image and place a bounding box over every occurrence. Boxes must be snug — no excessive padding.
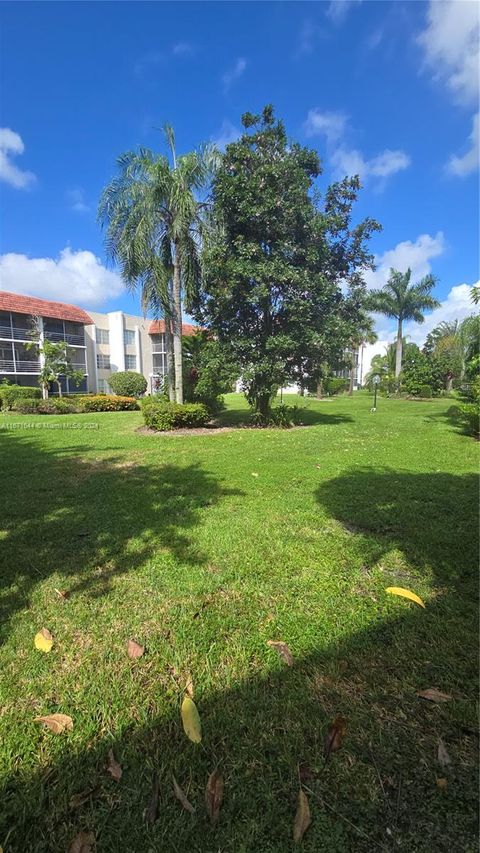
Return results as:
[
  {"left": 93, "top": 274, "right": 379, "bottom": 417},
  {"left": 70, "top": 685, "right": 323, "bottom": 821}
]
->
[
  {"left": 185, "top": 674, "right": 194, "bottom": 698},
  {"left": 416, "top": 688, "right": 452, "bottom": 703},
  {"left": 293, "top": 788, "right": 311, "bottom": 843},
  {"left": 436, "top": 777, "right": 448, "bottom": 790},
  {"left": 172, "top": 775, "right": 195, "bottom": 813},
  {"left": 54, "top": 588, "right": 70, "bottom": 600},
  {"left": 68, "top": 831, "right": 95, "bottom": 853},
  {"left": 127, "top": 639, "right": 144, "bottom": 659},
  {"left": 34, "top": 713, "right": 73, "bottom": 734},
  {"left": 107, "top": 749, "right": 122, "bottom": 781},
  {"left": 267, "top": 640, "right": 294, "bottom": 667},
  {"left": 146, "top": 772, "right": 160, "bottom": 824},
  {"left": 205, "top": 768, "right": 224, "bottom": 826},
  {"left": 437, "top": 739, "right": 451, "bottom": 768},
  {"left": 324, "top": 715, "right": 346, "bottom": 761}
]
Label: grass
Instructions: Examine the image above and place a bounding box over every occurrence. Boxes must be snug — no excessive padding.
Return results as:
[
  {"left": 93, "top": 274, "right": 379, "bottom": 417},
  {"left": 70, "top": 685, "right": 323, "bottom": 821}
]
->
[{"left": 0, "top": 393, "right": 478, "bottom": 852}]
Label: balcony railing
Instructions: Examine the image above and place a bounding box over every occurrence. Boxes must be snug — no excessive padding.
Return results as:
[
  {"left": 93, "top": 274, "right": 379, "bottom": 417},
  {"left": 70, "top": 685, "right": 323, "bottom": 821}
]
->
[
  {"left": 44, "top": 330, "right": 85, "bottom": 346},
  {"left": 0, "top": 359, "right": 40, "bottom": 373},
  {"left": 0, "top": 324, "right": 31, "bottom": 341}
]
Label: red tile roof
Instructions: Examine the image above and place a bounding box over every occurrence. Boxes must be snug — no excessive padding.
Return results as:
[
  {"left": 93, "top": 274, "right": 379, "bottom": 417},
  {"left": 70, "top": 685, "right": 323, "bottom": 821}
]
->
[
  {"left": 148, "top": 319, "right": 199, "bottom": 336},
  {"left": 0, "top": 291, "right": 93, "bottom": 324}
]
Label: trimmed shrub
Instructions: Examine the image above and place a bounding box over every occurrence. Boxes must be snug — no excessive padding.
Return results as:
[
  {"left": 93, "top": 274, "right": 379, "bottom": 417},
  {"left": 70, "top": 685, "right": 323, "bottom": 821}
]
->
[
  {"left": 458, "top": 403, "right": 480, "bottom": 437},
  {"left": 323, "top": 377, "right": 347, "bottom": 396},
  {"left": 108, "top": 371, "right": 147, "bottom": 398},
  {"left": 0, "top": 384, "right": 41, "bottom": 410},
  {"left": 419, "top": 384, "right": 432, "bottom": 398},
  {"left": 141, "top": 398, "right": 210, "bottom": 431},
  {"left": 251, "top": 404, "right": 303, "bottom": 428},
  {"left": 77, "top": 395, "right": 138, "bottom": 412},
  {"left": 11, "top": 398, "right": 42, "bottom": 414},
  {"left": 12, "top": 398, "right": 79, "bottom": 414}
]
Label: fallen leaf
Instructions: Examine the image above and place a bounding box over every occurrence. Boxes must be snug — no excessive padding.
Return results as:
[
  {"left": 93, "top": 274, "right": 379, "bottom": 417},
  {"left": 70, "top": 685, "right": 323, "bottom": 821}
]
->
[
  {"left": 251, "top": 472, "right": 259, "bottom": 477},
  {"left": 68, "top": 831, "right": 95, "bottom": 853},
  {"left": 146, "top": 772, "right": 160, "bottom": 824},
  {"left": 315, "top": 465, "right": 321, "bottom": 469},
  {"left": 416, "top": 688, "right": 452, "bottom": 703},
  {"left": 293, "top": 788, "right": 311, "bottom": 843},
  {"left": 267, "top": 640, "right": 294, "bottom": 667},
  {"left": 205, "top": 768, "right": 224, "bottom": 825},
  {"left": 181, "top": 697, "right": 202, "bottom": 743},
  {"left": 173, "top": 775, "right": 195, "bottom": 813},
  {"left": 54, "top": 588, "right": 70, "bottom": 601},
  {"left": 385, "top": 587, "right": 425, "bottom": 608},
  {"left": 69, "top": 789, "right": 96, "bottom": 808},
  {"left": 127, "top": 639, "right": 144, "bottom": 659},
  {"left": 107, "top": 749, "right": 122, "bottom": 781},
  {"left": 437, "top": 739, "right": 451, "bottom": 768},
  {"left": 436, "top": 777, "right": 448, "bottom": 790},
  {"left": 34, "top": 628, "right": 54, "bottom": 653},
  {"left": 324, "top": 715, "right": 347, "bottom": 761},
  {"left": 34, "top": 713, "right": 73, "bottom": 734}
]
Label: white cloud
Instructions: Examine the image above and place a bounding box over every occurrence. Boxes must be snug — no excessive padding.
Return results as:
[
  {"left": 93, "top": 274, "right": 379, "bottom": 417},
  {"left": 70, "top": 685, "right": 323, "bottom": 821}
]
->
[
  {"left": 66, "top": 188, "right": 90, "bottom": 214},
  {"left": 326, "top": 0, "right": 362, "bottom": 24},
  {"left": 304, "top": 109, "right": 410, "bottom": 187},
  {"left": 0, "top": 248, "right": 125, "bottom": 307},
  {"left": 417, "top": 0, "right": 479, "bottom": 106},
  {"left": 172, "top": 41, "right": 195, "bottom": 57},
  {"left": 331, "top": 146, "right": 410, "bottom": 184},
  {"left": 303, "top": 109, "right": 347, "bottom": 143},
  {"left": 447, "top": 112, "right": 479, "bottom": 177},
  {"left": 364, "top": 232, "right": 446, "bottom": 291},
  {"left": 296, "top": 19, "right": 324, "bottom": 56},
  {"left": 404, "top": 282, "right": 479, "bottom": 345},
  {"left": 211, "top": 120, "right": 241, "bottom": 150},
  {"left": 222, "top": 58, "right": 247, "bottom": 93},
  {"left": 0, "top": 128, "right": 36, "bottom": 189}
]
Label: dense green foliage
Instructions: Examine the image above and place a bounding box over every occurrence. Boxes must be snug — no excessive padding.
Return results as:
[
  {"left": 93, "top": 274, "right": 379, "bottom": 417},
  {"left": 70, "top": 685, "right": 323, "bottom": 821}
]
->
[
  {"left": 0, "top": 394, "right": 477, "bottom": 852},
  {"left": 9, "top": 395, "right": 139, "bottom": 414},
  {"left": 26, "top": 328, "right": 84, "bottom": 398},
  {"left": 182, "top": 331, "right": 238, "bottom": 414},
  {"left": 78, "top": 395, "right": 138, "bottom": 412},
  {"left": 108, "top": 371, "right": 148, "bottom": 398},
  {"left": 198, "top": 106, "right": 380, "bottom": 419},
  {"left": 141, "top": 397, "right": 210, "bottom": 430},
  {"left": 323, "top": 377, "right": 348, "bottom": 396},
  {"left": 0, "top": 384, "right": 41, "bottom": 410}
]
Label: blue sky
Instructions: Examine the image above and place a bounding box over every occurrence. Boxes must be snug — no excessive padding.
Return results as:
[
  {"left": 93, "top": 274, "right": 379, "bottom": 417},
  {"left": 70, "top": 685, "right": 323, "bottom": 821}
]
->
[{"left": 1, "top": 0, "right": 478, "bottom": 352}]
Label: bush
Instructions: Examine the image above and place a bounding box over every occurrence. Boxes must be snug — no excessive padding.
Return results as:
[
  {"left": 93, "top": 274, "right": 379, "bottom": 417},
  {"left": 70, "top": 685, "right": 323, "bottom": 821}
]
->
[
  {"left": 419, "top": 384, "right": 432, "bottom": 398},
  {"left": 251, "top": 404, "right": 303, "bottom": 428},
  {"left": 77, "top": 395, "right": 138, "bottom": 412},
  {"left": 108, "top": 371, "right": 147, "bottom": 398},
  {"left": 323, "top": 377, "right": 347, "bottom": 396},
  {"left": 0, "top": 384, "right": 41, "bottom": 410},
  {"left": 11, "top": 398, "right": 41, "bottom": 414},
  {"left": 458, "top": 403, "right": 480, "bottom": 437},
  {"left": 141, "top": 398, "right": 210, "bottom": 431}
]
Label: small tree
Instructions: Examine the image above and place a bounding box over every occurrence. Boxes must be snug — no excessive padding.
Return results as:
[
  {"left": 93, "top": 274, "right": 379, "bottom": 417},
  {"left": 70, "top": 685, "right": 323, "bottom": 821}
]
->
[
  {"left": 27, "top": 318, "right": 83, "bottom": 398},
  {"left": 182, "top": 330, "right": 238, "bottom": 414},
  {"left": 108, "top": 371, "right": 147, "bottom": 397}
]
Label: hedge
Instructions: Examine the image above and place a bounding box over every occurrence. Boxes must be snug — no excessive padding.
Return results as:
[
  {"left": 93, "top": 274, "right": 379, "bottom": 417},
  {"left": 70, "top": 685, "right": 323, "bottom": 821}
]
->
[
  {"left": 76, "top": 395, "right": 138, "bottom": 412},
  {"left": 108, "top": 371, "right": 147, "bottom": 397},
  {"left": 10, "top": 394, "right": 138, "bottom": 414},
  {"left": 0, "top": 385, "right": 41, "bottom": 410},
  {"left": 141, "top": 398, "right": 210, "bottom": 431}
]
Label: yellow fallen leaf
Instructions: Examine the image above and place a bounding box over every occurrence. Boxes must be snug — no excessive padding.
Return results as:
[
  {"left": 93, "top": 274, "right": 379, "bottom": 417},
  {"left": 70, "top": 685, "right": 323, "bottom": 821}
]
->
[
  {"left": 181, "top": 697, "right": 202, "bottom": 743},
  {"left": 293, "top": 788, "right": 311, "bottom": 843},
  {"left": 34, "top": 627, "right": 54, "bottom": 653},
  {"left": 385, "top": 587, "right": 425, "bottom": 608},
  {"left": 34, "top": 713, "right": 73, "bottom": 734},
  {"left": 436, "top": 777, "right": 448, "bottom": 790}
]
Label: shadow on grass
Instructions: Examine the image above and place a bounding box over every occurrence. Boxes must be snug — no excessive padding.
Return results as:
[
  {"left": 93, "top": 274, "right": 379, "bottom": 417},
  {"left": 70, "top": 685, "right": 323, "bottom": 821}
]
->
[
  {"left": 424, "top": 404, "right": 478, "bottom": 440},
  {"left": 215, "top": 402, "right": 354, "bottom": 428},
  {"left": 0, "top": 430, "right": 242, "bottom": 640},
  {"left": 0, "top": 448, "right": 478, "bottom": 852}
]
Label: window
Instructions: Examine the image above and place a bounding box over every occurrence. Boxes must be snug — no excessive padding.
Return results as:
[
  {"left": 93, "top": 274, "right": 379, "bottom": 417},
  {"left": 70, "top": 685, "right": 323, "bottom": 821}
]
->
[
  {"left": 124, "top": 329, "right": 135, "bottom": 345},
  {"left": 153, "top": 352, "right": 167, "bottom": 375},
  {"left": 97, "top": 354, "right": 111, "bottom": 369},
  {"left": 97, "top": 378, "right": 110, "bottom": 393},
  {"left": 96, "top": 328, "right": 109, "bottom": 345},
  {"left": 125, "top": 354, "right": 136, "bottom": 370}
]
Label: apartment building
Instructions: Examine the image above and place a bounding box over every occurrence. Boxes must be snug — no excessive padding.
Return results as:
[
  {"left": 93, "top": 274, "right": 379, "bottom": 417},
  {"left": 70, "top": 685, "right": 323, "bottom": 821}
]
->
[{"left": 0, "top": 291, "right": 197, "bottom": 394}]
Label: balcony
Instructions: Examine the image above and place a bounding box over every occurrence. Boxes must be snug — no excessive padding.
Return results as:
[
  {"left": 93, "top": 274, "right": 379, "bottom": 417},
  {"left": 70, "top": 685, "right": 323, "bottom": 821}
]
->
[
  {"left": 0, "top": 358, "right": 40, "bottom": 373},
  {"left": 44, "top": 329, "right": 85, "bottom": 346},
  {"left": 0, "top": 324, "right": 31, "bottom": 341}
]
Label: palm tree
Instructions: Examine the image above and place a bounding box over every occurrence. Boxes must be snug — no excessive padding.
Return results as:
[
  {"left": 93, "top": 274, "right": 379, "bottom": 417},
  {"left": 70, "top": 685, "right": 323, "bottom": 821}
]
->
[
  {"left": 98, "top": 126, "right": 217, "bottom": 403},
  {"left": 366, "top": 268, "right": 439, "bottom": 380},
  {"left": 348, "top": 312, "right": 377, "bottom": 395}
]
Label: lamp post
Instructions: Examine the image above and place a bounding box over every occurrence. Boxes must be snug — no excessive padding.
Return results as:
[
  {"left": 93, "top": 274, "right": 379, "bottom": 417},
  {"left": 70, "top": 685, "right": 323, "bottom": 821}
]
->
[{"left": 371, "top": 374, "right": 380, "bottom": 412}]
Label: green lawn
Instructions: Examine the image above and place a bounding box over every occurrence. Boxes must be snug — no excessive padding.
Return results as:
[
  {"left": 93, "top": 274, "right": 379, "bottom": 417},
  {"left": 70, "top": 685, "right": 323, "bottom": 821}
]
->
[{"left": 0, "top": 393, "right": 478, "bottom": 852}]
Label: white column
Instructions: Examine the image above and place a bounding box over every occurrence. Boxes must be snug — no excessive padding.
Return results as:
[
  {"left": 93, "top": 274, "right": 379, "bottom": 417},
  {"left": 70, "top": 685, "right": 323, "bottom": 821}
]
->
[
  {"left": 108, "top": 312, "right": 125, "bottom": 373},
  {"left": 134, "top": 325, "right": 142, "bottom": 374}
]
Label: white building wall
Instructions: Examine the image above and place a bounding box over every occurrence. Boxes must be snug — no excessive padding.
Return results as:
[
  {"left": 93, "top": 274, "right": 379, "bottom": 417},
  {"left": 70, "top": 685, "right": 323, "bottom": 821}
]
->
[{"left": 108, "top": 311, "right": 125, "bottom": 373}]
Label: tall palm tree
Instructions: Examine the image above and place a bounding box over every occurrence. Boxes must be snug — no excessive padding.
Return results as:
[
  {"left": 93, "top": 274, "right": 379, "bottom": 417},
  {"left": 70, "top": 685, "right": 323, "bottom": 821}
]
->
[
  {"left": 98, "top": 126, "right": 217, "bottom": 403},
  {"left": 348, "top": 312, "right": 377, "bottom": 395},
  {"left": 366, "top": 268, "right": 439, "bottom": 379}
]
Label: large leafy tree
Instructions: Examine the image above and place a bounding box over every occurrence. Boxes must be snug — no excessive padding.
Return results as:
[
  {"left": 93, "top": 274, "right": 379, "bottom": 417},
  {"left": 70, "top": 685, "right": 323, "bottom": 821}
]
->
[
  {"left": 366, "top": 268, "right": 439, "bottom": 380},
  {"left": 98, "top": 126, "right": 217, "bottom": 403},
  {"left": 423, "top": 315, "right": 480, "bottom": 388},
  {"left": 197, "top": 106, "right": 380, "bottom": 418}
]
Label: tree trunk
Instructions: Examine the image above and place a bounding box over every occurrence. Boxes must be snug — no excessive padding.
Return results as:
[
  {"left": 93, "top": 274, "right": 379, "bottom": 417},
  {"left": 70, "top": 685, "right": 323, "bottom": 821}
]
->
[
  {"left": 164, "top": 313, "right": 175, "bottom": 402},
  {"left": 172, "top": 252, "right": 183, "bottom": 404},
  {"left": 257, "top": 393, "right": 271, "bottom": 418},
  {"left": 446, "top": 375, "right": 453, "bottom": 393},
  {"left": 395, "top": 320, "right": 403, "bottom": 383},
  {"left": 57, "top": 379, "right": 62, "bottom": 398},
  {"left": 316, "top": 378, "right": 323, "bottom": 399}
]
